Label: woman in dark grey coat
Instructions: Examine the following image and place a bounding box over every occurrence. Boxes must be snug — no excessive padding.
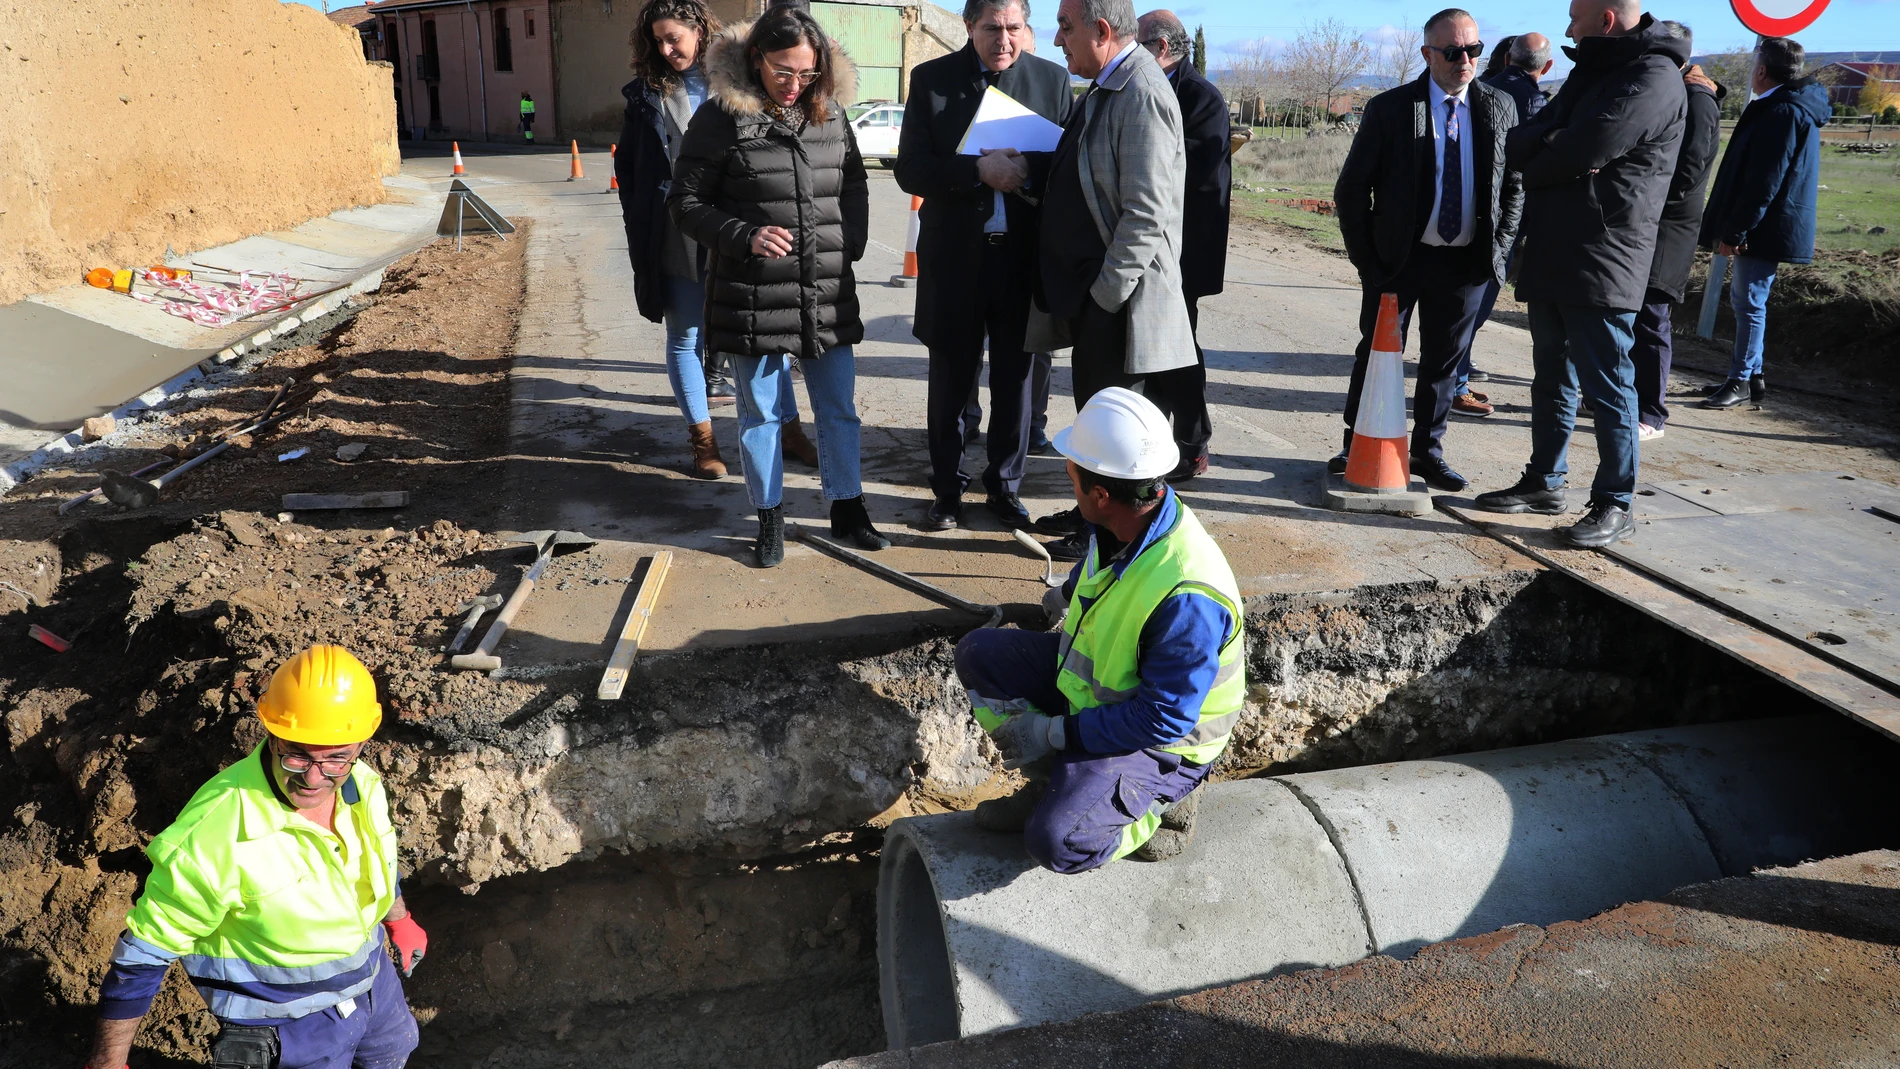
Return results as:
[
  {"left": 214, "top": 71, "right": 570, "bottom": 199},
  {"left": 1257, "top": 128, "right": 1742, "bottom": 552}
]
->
[{"left": 668, "top": 6, "right": 883, "bottom": 568}]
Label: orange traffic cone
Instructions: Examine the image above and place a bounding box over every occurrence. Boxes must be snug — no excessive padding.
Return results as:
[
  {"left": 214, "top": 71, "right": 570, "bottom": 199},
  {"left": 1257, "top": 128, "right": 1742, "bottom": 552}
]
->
[
  {"left": 452, "top": 141, "right": 466, "bottom": 176},
  {"left": 606, "top": 144, "right": 619, "bottom": 193},
  {"left": 890, "top": 196, "right": 922, "bottom": 287},
  {"left": 567, "top": 140, "right": 584, "bottom": 181},
  {"left": 1325, "top": 293, "right": 1431, "bottom": 516}
]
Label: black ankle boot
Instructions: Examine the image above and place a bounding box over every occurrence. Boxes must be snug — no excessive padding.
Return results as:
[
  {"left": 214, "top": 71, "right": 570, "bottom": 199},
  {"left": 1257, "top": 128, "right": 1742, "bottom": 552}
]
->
[
  {"left": 755, "top": 506, "right": 784, "bottom": 568},
  {"left": 829, "top": 495, "right": 890, "bottom": 551}
]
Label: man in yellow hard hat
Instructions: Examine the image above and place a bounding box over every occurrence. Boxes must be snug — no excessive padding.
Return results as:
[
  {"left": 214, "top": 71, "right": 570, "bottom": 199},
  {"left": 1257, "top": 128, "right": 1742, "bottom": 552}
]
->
[{"left": 85, "top": 645, "right": 426, "bottom": 1069}]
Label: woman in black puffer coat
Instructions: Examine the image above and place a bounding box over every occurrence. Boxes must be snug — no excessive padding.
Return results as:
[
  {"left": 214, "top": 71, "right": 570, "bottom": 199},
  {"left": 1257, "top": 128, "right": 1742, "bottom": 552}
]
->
[{"left": 667, "top": 6, "right": 883, "bottom": 568}]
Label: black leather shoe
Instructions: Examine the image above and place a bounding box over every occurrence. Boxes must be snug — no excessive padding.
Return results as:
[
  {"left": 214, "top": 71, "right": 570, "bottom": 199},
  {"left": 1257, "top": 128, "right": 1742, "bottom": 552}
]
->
[
  {"left": 923, "top": 496, "right": 960, "bottom": 531},
  {"left": 1468, "top": 369, "right": 1491, "bottom": 383},
  {"left": 1703, "top": 379, "right": 1750, "bottom": 409},
  {"left": 1036, "top": 506, "right": 1085, "bottom": 536},
  {"left": 1326, "top": 451, "right": 1349, "bottom": 477},
  {"left": 1167, "top": 452, "right": 1209, "bottom": 483},
  {"left": 1750, "top": 374, "right": 1766, "bottom": 402},
  {"left": 1410, "top": 454, "right": 1467, "bottom": 492},
  {"left": 1028, "top": 433, "right": 1054, "bottom": 456},
  {"left": 830, "top": 495, "right": 891, "bottom": 550},
  {"left": 1046, "top": 529, "right": 1090, "bottom": 562},
  {"left": 985, "top": 492, "right": 1033, "bottom": 531},
  {"left": 1564, "top": 502, "right": 1634, "bottom": 547},
  {"left": 1473, "top": 474, "right": 1568, "bottom": 515},
  {"left": 755, "top": 506, "right": 784, "bottom": 568}
]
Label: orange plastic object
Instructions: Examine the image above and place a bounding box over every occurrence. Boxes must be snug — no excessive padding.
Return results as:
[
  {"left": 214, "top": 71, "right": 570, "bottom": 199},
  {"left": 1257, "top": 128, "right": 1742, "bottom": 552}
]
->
[
  {"left": 86, "top": 267, "right": 115, "bottom": 289},
  {"left": 1343, "top": 432, "right": 1411, "bottom": 491}
]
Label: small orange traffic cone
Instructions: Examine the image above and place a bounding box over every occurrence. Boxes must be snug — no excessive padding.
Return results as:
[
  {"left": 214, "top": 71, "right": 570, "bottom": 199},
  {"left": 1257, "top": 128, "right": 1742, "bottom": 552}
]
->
[
  {"left": 567, "top": 140, "right": 584, "bottom": 181},
  {"left": 890, "top": 196, "right": 922, "bottom": 287},
  {"left": 606, "top": 144, "right": 619, "bottom": 192},
  {"left": 452, "top": 141, "right": 466, "bottom": 176},
  {"left": 1343, "top": 293, "right": 1412, "bottom": 493}
]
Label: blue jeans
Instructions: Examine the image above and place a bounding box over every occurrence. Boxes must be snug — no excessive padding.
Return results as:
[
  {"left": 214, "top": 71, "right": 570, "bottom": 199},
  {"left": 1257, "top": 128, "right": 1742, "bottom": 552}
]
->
[
  {"left": 1525, "top": 301, "right": 1640, "bottom": 511},
  {"left": 729, "top": 346, "right": 862, "bottom": 509},
  {"left": 953, "top": 628, "right": 1212, "bottom": 875},
  {"left": 663, "top": 275, "right": 711, "bottom": 425},
  {"left": 1728, "top": 254, "right": 1778, "bottom": 381},
  {"left": 271, "top": 958, "right": 417, "bottom": 1069}
]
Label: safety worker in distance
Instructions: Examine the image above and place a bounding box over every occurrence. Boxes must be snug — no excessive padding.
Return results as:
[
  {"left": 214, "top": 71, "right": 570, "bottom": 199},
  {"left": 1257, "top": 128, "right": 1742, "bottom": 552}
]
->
[
  {"left": 84, "top": 645, "right": 427, "bottom": 1069},
  {"left": 955, "top": 387, "right": 1245, "bottom": 871}
]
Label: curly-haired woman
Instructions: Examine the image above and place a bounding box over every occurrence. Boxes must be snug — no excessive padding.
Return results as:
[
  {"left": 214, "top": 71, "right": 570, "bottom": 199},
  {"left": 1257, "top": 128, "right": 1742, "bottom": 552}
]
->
[{"left": 668, "top": 6, "right": 887, "bottom": 567}]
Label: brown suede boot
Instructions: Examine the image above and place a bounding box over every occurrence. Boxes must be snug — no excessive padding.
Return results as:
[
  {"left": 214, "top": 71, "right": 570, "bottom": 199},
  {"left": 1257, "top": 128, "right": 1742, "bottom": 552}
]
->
[
  {"left": 688, "top": 421, "right": 726, "bottom": 479},
  {"left": 781, "top": 418, "right": 820, "bottom": 468}
]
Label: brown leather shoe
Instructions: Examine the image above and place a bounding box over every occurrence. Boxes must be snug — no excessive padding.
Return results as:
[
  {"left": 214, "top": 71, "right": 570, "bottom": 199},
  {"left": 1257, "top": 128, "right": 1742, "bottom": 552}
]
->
[
  {"left": 1466, "top": 389, "right": 1489, "bottom": 403},
  {"left": 688, "top": 421, "right": 726, "bottom": 479},
  {"left": 782, "top": 418, "right": 820, "bottom": 467},
  {"left": 1452, "top": 392, "right": 1494, "bottom": 418}
]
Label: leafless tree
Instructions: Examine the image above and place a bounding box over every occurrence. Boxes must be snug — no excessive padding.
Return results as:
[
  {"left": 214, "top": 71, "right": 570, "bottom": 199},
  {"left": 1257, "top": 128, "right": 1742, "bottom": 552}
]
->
[
  {"left": 1223, "top": 37, "right": 1283, "bottom": 127},
  {"left": 1286, "top": 18, "right": 1376, "bottom": 124},
  {"left": 1699, "top": 49, "right": 1756, "bottom": 118},
  {"left": 1382, "top": 21, "right": 1422, "bottom": 88}
]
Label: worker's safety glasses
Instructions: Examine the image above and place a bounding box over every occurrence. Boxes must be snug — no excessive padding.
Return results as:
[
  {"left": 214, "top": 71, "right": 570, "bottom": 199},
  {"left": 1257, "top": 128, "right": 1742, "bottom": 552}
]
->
[
  {"left": 1433, "top": 42, "right": 1485, "bottom": 62},
  {"left": 279, "top": 752, "right": 356, "bottom": 779}
]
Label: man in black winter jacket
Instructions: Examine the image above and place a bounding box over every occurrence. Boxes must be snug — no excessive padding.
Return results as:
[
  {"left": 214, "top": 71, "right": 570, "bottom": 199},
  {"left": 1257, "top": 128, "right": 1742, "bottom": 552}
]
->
[
  {"left": 1333, "top": 7, "right": 1522, "bottom": 494},
  {"left": 1472, "top": 0, "right": 1686, "bottom": 549},
  {"left": 1632, "top": 28, "right": 1724, "bottom": 438},
  {"left": 1697, "top": 37, "right": 1829, "bottom": 410}
]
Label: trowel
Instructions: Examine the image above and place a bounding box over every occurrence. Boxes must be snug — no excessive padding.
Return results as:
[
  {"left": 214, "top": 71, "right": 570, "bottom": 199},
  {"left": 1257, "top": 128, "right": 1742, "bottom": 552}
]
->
[
  {"left": 448, "top": 529, "right": 596, "bottom": 672},
  {"left": 1012, "top": 529, "right": 1063, "bottom": 587}
]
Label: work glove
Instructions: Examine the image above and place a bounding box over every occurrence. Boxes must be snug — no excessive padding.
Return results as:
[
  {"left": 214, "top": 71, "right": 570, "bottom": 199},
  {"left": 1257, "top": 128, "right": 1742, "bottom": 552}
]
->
[
  {"left": 991, "top": 711, "right": 1066, "bottom": 770},
  {"left": 383, "top": 914, "right": 428, "bottom": 976}
]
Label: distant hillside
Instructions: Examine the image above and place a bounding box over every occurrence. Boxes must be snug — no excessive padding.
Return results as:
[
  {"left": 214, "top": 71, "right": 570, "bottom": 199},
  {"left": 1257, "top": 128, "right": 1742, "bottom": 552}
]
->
[{"left": 1692, "top": 50, "right": 1900, "bottom": 65}]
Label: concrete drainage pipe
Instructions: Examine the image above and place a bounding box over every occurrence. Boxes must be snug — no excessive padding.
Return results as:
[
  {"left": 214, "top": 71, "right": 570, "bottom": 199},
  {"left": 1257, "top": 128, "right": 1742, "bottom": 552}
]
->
[{"left": 876, "top": 716, "right": 1895, "bottom": 1048}]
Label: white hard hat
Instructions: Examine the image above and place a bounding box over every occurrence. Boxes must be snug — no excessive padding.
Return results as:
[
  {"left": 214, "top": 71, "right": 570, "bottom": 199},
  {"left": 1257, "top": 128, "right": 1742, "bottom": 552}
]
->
[{"left": 1052, "top": 387, "right": 1176, "bottom": 480}]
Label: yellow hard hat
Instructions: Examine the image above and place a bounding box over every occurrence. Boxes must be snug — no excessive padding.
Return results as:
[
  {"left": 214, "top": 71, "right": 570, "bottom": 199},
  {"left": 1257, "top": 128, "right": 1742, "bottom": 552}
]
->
[{"left": 256, "top": 645, "right": 383, "bottom": 746}]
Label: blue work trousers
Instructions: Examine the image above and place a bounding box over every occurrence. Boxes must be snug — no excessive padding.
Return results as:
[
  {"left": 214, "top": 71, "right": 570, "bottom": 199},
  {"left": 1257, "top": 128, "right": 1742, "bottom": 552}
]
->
[
  {"left": 1525, "top": 301, "right": 1640, "bottom": 510},
  {"left": 263, "top": 957, "right": 418, "bottom": 1069},
  {"left": 954, "top": 628, "right": 1212, "bottom": 875}
]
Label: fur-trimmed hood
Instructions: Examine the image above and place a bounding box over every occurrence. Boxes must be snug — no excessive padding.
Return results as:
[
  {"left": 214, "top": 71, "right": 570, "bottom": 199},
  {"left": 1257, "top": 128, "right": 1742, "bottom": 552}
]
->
[{"left": 703, "top": 18, "right": 859, "bottom": 122}]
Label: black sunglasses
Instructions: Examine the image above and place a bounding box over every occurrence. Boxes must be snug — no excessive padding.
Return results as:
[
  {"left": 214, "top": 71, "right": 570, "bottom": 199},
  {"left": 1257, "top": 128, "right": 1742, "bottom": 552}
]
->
[{"left": 1431, "top": 41, "right": 1485, "bottom": 62}]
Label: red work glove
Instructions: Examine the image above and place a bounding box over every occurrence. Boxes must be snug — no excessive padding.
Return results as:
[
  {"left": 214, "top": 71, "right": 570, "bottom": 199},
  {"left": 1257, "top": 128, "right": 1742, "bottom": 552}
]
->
[{"left": 383, "top": 914, "right": 427, "bottom": 976}]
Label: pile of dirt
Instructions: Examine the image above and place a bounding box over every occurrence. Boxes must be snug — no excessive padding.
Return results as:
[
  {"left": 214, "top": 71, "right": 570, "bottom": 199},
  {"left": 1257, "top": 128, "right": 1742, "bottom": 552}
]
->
[{"left": 1682, "top": 246, "right": 1900, "bottom": 398}]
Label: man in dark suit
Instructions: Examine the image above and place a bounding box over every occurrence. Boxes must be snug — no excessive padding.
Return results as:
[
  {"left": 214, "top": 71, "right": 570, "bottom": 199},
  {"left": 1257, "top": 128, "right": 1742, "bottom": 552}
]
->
[
  {"left": 1137, "top": 8, "right": 1230, "bottom": 482},
  {"left": 897, "top": 0, "right": 1073, "bottom": 532},
  {"left": 1332, "top": 7, "right": 1522, "bottom": 493}
]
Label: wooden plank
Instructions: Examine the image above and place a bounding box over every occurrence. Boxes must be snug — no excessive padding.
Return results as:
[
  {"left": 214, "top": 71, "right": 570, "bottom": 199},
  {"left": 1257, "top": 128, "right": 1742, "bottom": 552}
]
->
[
  {"left": 282, "top": 492, "right": 410, "bottom": 510},
  {"left": 596, "top": 551, "right": 673, "bottom": 701},
  {"left": 1603, "top": 507, "right": 1900, "bottom": 688},
  {"left": 1440, "top": 501, "right": 1900, "bottom": 744}
]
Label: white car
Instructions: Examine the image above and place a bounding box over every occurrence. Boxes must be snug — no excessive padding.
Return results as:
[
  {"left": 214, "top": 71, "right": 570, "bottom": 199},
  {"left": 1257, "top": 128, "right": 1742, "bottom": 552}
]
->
[{"left": 850, "top": 102, "right": 904, "bottom": 165}]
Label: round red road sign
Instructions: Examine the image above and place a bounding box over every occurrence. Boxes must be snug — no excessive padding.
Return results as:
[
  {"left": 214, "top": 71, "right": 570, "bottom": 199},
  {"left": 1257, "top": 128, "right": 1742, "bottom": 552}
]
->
[{"left": 1729, "top": 0, "right": 1831, "bottom": 36}]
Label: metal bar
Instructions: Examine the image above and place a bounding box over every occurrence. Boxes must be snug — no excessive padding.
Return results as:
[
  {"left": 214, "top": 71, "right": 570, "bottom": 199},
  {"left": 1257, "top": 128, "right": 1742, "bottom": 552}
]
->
[
  {"left": 1696, "top": 253, "right": 1730, "bottom": 340},
  {"left": 792, "top": 527, "right": 1002, "bottom": 628}
]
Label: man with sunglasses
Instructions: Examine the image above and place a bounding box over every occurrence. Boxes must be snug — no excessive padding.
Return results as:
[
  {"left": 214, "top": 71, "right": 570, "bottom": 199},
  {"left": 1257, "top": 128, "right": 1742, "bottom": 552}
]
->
[
  {"left": 1473, "top": 0, "right": 1687, "bottom": 548},
  {"left": 1334, "top": 8, "right": 1522, "bottom": 496},
  {"left": 86, "top": 646, "right": 425, "bottom": 1069}
]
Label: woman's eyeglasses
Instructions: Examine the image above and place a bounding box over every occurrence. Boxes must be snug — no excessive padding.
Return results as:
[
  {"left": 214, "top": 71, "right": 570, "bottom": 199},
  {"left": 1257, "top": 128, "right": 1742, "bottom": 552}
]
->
[
  {"left": 1432, "top": 42, "right": 1485, "bottom": 62},
  {"left": 768, "top": 67, "right": 823, "bottom": 85}
]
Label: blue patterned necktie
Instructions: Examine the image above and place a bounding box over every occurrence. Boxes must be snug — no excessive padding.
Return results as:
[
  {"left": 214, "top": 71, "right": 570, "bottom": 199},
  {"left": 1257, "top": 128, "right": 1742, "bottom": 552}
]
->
[{"left": 1438, "top": 97, "right": 1463, "bottom": 243}]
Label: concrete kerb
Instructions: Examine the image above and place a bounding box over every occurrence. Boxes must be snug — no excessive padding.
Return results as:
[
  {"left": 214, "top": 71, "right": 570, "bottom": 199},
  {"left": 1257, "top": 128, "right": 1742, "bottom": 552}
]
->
[
  {"left": 0, "top": 270, "right": 386, "bottom": 499},
  {"left": 875, "top": 716, "right": 1895, "bottom": 1047}
]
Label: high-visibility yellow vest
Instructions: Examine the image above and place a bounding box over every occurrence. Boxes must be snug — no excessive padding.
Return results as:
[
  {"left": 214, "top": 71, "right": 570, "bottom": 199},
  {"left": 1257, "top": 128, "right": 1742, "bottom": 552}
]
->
[
  {"left": 1057, "top": 499, "right": 1245, "bottom": 761},
  {"left": 117, "top": 745, "right": 400, "bottom": 1021},
  {"left": 520, "top": 99, "right": 535, "bottom": 116}
]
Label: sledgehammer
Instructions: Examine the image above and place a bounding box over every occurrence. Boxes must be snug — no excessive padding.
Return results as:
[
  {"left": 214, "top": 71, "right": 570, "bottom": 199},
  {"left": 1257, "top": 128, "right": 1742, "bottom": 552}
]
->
[{"left": 449, "top": 529, "right": 596, "bottom": 672}]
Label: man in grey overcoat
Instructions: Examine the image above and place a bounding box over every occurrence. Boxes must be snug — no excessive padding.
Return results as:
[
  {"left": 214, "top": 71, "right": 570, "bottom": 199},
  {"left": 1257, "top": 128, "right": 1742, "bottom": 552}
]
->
[{"left": 1028, "top": 0, "right": 1196, "bottom": 558}]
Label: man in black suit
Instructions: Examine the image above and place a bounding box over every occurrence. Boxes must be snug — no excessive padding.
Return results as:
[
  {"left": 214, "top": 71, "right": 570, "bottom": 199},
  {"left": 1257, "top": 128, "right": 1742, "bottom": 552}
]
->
[
  {"left": 1136, "top": 8, "right": 1229, "bottom": 482},
  {"left": 897, "top": 0, "right": 1073, "bottom": 532},
  {"left": 1332, "top": 7, "right": 1522, "bottom": 493}
]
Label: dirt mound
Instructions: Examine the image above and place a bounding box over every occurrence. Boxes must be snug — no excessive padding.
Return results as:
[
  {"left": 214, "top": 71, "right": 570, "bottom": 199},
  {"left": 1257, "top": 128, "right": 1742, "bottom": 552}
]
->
[{"left": 1684, "top": 247, "right": 1900, "bottom": 398}]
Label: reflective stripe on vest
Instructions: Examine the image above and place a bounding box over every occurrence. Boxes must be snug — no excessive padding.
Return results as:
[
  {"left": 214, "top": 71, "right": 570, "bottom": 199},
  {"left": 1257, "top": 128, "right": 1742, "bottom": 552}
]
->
[{"left": 1055, "top": 501, "right": 1245, "bottom": 765}]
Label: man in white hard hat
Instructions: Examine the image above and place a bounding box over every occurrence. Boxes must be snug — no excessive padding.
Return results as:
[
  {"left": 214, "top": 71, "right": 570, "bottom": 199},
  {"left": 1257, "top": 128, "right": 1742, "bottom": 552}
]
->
[{"left": 953, "top": 387, "right": 1246, "bottom": 871}]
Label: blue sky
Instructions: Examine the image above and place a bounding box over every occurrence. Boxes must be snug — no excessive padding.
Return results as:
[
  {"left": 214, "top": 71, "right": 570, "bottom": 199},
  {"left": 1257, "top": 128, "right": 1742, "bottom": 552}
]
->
[{"left": 286, "top": 0, "right": 1895, "bottom": 70}]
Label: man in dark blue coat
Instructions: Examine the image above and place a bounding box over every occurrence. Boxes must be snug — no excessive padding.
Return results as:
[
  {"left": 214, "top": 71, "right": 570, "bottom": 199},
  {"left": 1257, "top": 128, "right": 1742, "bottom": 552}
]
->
[
  {"left": 1697, "top": 36, "right": 1828, "bottom": 410},
  {"left": 1472, "top": 0, "right": 1686, "bottom": 549},
  {"left": 897, "top": 0, "right": 1073, "bottom": 532},
  {"left": 1136, "top": 8, "right": 1230, "bottom": 482}
]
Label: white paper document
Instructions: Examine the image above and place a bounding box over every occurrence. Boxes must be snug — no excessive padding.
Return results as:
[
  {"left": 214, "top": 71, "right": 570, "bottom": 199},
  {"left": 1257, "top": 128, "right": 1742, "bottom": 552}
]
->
[{"left": 957, "top": 85, "right": 1065, "bottom": 155}]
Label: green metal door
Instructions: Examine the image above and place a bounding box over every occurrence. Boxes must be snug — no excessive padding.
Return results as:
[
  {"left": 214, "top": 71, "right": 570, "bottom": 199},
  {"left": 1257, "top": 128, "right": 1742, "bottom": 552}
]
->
[{"left": 811, "top": 2, "right": 903, "bottom": 103}]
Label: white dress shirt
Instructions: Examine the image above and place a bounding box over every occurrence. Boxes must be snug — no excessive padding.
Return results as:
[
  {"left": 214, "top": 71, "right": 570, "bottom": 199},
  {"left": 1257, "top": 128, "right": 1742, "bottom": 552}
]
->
[
  {"left": 977, "top": 52, "right": 1010, "bottom": 234},
  {"left": 1095, "top": 38, "right": 1140, "bottom": 87},
  {"left": 1421, "top": 77, "right": 1476, "bottom": 248}
]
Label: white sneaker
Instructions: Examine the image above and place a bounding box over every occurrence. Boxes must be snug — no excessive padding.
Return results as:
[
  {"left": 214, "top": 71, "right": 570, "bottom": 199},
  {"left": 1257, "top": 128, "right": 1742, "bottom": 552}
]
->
[{"left": 1637, "top": 423, "right": 1665, "bottom": 442}]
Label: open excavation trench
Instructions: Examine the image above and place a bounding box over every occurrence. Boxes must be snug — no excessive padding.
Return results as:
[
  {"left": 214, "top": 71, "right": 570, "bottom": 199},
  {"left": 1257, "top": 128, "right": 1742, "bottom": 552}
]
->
[{"left": 2, "top": 535, "right": 1874, "bottom": 1068}]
